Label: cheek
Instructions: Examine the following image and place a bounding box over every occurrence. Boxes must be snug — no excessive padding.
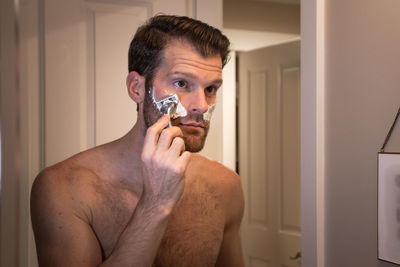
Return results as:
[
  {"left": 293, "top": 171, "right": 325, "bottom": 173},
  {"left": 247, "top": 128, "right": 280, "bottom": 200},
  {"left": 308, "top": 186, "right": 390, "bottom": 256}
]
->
[
  {"left": 151, "top": 87, "right": 188, "bottom": 119},
  {"left": 173, "top": 98, "right": 188, "bottom": 119},
  {"left": 174, "top": 94, "right": 216, "bottom": 120},
  {"left": 203, "top": 104, "right": 216, "bottom": 121}
]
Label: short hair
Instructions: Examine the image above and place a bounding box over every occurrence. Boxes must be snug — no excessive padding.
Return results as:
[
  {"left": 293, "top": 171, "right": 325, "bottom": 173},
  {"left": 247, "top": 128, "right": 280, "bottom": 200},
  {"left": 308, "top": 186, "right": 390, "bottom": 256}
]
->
[{"left": 128, "top": 15, "right": 230, "bottom": 84}]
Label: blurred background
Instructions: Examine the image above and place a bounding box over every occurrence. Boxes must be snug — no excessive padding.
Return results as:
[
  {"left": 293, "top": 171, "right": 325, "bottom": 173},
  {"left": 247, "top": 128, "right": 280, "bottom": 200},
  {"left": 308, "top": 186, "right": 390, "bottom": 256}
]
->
[{"left": 2, "top": 0, "right": 400, "bottom": 267}]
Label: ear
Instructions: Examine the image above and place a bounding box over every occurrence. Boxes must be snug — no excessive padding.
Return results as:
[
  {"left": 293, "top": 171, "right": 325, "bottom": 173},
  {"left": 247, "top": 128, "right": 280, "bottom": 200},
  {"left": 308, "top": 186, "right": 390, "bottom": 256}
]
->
[{"left": 126, "top": 71, "right": 145, "bottom": 104}]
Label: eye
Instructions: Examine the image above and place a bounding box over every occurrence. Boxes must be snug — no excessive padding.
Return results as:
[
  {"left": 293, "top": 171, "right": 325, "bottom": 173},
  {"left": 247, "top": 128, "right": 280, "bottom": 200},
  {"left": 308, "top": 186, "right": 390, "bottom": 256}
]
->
[
  {"left": 205, "top": 86, "right": 217, "bottom": 96},
  {"left": 174, "top": 80, "right": 187, "bottom": 88}
]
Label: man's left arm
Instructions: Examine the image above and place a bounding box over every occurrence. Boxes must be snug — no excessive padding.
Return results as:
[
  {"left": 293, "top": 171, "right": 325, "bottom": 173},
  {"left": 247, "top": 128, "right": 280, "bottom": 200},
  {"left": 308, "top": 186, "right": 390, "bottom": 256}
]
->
[{"left": 216, "top": 171, "right": 245, "bottom": 267}]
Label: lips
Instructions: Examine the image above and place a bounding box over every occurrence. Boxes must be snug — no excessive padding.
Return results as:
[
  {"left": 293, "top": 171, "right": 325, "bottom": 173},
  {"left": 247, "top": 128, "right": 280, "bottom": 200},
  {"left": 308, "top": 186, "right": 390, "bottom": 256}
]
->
[{"left": 179, "top": 122, "right": 205, "bottom": 128}]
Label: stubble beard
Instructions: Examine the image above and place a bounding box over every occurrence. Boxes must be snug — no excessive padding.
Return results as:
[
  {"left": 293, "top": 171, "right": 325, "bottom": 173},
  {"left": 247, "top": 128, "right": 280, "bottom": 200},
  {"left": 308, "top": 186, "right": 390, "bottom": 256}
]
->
[{"left": 143, "top": 86, "right": 210, "bottom": 153}]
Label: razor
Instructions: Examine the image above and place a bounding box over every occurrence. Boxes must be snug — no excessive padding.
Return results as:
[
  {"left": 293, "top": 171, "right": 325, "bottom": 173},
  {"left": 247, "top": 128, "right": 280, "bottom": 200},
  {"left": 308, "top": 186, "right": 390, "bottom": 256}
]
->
[{"left": 155, "top": 94, "right": 179, "bottom": 127}]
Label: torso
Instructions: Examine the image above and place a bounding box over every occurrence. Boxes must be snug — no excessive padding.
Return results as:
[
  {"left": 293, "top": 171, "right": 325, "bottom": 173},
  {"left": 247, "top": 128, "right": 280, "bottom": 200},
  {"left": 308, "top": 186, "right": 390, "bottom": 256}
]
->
[
  {"left": 153, "top": 175, "right": 225, "bottom": 267},
  {"left": 76, "top": 151, "right": 227, "bottom": 266}
]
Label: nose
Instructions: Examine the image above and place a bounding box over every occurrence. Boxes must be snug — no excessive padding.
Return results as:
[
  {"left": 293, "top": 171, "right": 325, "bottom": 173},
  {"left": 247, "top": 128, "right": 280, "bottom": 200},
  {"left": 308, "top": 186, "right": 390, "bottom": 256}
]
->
[{"left": 185, "top": 89, "right": 209, "bottom": 115}]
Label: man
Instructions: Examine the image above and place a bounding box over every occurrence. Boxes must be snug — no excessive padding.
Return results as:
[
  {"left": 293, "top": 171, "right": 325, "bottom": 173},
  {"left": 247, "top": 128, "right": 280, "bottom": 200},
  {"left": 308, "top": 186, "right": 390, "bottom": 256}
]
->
[{"left": 31, "top": 15, "right": 244, "bottom": 267}]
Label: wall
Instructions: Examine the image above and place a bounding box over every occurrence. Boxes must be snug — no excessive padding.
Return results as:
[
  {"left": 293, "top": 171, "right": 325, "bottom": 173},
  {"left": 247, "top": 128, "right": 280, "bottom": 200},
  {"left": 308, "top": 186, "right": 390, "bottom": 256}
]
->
[
  {"left": 325, "top": 0, "right": 400, "bottom": 266},
  {"left": 223, "top": 0, "right": 300, "bottom": 34},
  {"left": 0, "top": 0, "right": 21, "bottom": 265}
]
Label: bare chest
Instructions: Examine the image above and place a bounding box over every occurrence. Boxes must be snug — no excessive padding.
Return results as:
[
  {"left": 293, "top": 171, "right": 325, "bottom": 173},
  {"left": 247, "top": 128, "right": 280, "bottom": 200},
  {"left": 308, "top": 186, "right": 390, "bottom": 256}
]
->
[
  {"left": 91, "top": 182, "right": 225, "bottom": 266},
  {"left": 153, "top": 187, "right": 225, "bottom": 267}
]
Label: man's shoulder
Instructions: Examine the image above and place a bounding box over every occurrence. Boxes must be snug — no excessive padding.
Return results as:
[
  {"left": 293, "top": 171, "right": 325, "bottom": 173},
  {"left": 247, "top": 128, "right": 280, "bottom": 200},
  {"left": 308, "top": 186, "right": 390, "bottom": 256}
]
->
[
  {"left": 32, "top": 145, "right": 113, "bottom": 195},
  {"left": 34, "top": 159, "right": 98, "bottom": 189},
  {"left": 189, "top": 153, "right": 240, "bottom": 186},
  {"left": 32, "top": 145, "right": 117, "bottom": 209},
  {"left": 32, "top": 158, "right": 100, "bottom": 206},
  {"left": 188, "top": 153, "right": 242, "bottom": 205}
]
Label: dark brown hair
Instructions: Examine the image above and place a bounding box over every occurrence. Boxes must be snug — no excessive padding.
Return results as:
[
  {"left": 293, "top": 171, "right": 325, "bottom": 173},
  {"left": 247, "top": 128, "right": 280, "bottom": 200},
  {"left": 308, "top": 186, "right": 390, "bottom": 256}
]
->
[{"left": 128, "top": 15, "right": 230, "bottom": 85}]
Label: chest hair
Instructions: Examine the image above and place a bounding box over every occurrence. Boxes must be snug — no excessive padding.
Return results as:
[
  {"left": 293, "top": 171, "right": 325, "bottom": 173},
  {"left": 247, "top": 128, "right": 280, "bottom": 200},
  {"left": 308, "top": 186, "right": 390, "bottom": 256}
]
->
[
  {"left": 90, "top": 178, "right": 226, "bottom": 265},
  {"left": 153, "top": 180, "right": 225, "bottom": 267}
]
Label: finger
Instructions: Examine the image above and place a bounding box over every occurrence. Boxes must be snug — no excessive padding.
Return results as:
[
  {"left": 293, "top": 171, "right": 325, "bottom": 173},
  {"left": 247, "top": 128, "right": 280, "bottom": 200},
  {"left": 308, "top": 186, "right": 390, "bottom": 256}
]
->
[
  {"left": 168, "top": 136, "right": 186, "bottom": 157},
  {"left": 142, "top": 115, "right": 170, "bottom": 157},
  {"left": 176, "top": 151, "right": 191, "bottom": 174},
  {"left": 157, "top": 126, "right": 184, "bottom": 151},
  {"left": 165, "top": 150, "right": 191, "bottom": 179}
]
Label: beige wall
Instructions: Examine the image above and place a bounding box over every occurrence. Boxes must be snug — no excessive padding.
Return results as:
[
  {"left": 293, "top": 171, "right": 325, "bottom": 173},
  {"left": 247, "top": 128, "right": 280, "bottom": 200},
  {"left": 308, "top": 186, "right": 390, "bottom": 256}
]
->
[
  {"left": 223, "top": 0, "right": 299, "bottom": 34},
  {"left": 325, "top": 0, "right": 400, "bottom": 266}
]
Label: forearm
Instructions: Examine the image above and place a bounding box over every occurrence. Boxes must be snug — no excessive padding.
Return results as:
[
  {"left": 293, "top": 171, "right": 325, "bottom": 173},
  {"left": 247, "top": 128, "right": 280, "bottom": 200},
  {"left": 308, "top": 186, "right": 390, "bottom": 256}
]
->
[
  {"left": 99, "top": 116, "right": 188, "bottom": 267},
  {"left": 100, "top": 195, "right": 172, "bottom": 267}
]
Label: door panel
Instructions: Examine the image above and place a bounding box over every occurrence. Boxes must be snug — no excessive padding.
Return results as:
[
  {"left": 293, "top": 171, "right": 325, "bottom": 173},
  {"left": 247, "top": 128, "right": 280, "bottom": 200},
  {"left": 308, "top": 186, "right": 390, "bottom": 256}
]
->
[
  {"left": 280, "top": 67, "right": 301, "bottom": 233},
  {"left": 88, "top": 3, "right": 148, "bottom": 145},
  {"left": 248, "top": 71, "right": 269, "bottom": 228},
  {"left": 44, "top": 0, "right": 85, "bottom": 166},
  {"left": 239, "top": 40, "right": 301, "bottom": 267}
]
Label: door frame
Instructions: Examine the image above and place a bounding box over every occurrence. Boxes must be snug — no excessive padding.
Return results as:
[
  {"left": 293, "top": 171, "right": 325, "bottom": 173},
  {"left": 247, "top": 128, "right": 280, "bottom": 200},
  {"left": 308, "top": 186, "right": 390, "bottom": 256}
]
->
[
  {"left": 300, "top": 0, "right": 326, "bottom": 266},
  {"left": 0, "top": 0, "right": 325, "bottom": 266}
]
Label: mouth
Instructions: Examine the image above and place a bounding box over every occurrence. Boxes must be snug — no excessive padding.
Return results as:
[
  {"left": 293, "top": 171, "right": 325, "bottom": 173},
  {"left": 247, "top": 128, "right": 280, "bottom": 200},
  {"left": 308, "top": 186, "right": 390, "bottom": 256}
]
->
[{"left": 179, "top": 122, "right": 205, "bottom": 129}]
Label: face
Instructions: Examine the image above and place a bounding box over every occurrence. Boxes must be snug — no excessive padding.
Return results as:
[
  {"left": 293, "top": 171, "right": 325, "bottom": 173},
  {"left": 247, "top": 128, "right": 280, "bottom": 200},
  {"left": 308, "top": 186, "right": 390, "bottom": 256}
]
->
[{"left": 143, "top": 39, "right": 223, "bottom": 152}]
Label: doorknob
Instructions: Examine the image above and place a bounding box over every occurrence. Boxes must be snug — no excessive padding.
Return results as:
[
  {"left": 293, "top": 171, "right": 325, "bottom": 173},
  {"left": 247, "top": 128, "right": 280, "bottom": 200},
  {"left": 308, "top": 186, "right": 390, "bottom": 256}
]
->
[{"left": 289, "top": 251, "right": 301, "bottom": 260}]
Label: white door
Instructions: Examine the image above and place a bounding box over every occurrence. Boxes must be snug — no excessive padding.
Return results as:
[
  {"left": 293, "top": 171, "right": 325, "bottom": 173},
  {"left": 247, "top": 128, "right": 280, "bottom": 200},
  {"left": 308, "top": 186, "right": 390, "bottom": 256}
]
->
[
  {"left": 239, "top": 40, "right": 301, "bottom": 267},
  {"left": 13, "top": 0, "right": 223, "bottom": 266}
]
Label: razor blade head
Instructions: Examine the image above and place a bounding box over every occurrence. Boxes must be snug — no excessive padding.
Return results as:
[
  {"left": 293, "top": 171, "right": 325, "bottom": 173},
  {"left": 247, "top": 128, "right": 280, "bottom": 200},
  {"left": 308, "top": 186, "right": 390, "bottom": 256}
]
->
[{"left": 155, "top": 94, "right": 179, "bottom": 114}]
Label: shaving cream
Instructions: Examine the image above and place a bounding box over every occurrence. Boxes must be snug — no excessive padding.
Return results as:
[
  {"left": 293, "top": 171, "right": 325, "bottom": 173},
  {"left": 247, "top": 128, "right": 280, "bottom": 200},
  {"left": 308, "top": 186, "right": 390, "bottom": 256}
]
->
[
  {"left": 203, "top": 104, "right": 216, "bottom": 121},
  {"left": 172, "top": 101, "right": 187, "bottom": 119},
  {"left": 151, "top": 87, "right": 216, "bottom": 121},
  {"left": 151, "top": 88, "right": 187, "bottom": 119}
]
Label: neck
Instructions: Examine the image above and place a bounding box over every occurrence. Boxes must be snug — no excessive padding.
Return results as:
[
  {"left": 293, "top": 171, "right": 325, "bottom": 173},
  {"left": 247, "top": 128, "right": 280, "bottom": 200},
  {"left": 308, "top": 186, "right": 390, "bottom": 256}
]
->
[
  {"left": 119, "top": 114, "right": 147, "bottom": 162},
  {"left": 103, "top": 113, "right": 147, "bottom": 185}
]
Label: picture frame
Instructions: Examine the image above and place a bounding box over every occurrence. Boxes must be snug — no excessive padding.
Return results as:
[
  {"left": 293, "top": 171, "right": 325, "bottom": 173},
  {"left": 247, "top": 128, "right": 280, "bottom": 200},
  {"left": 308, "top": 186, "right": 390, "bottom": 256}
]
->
[{"left": 378, "top": 152, "right": 400, "bottom": 265}]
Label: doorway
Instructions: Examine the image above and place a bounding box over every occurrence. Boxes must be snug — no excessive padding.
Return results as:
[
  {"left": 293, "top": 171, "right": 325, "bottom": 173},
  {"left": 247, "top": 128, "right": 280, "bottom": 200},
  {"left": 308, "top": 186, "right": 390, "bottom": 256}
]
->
[
  {"left": 237, "top": 41, "right": 301, "bottom": 267},
  {"left": 223, "top": 0, "right": 301, "bottom": 266}
]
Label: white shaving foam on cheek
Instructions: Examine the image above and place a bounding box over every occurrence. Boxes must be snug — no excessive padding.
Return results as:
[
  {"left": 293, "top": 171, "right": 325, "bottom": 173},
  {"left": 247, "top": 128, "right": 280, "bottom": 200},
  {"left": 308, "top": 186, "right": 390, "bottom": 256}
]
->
[
  {"left": 172, "top": 101, "right": 187, "bottom": 119},
  {"left": 163, "top": 89, "right": 187, "bottom": 119},
  {"left": 203, "top": 104, "right": 216, "bottom": 121},
  {"left": 151, "top": 87, "right": 187, "bottom": 118}
]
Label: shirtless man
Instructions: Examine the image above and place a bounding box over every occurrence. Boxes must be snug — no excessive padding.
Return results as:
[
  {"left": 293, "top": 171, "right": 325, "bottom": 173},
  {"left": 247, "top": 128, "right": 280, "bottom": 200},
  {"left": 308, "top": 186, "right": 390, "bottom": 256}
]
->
[{"left": 31, "top": 15, "right": 244, "bottom": 267}]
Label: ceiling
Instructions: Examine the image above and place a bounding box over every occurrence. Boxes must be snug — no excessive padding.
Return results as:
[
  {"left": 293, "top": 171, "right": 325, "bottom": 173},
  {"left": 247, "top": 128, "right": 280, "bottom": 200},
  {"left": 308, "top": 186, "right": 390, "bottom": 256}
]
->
[
  {"left": 223, "top": 0, "right": 300, "bottom": 51},
  {"left": 250, "top": 0, "right": 300, "bottom": 5},
  {"left": 223, "top": 28, "right": 299, "bottom": 51}
]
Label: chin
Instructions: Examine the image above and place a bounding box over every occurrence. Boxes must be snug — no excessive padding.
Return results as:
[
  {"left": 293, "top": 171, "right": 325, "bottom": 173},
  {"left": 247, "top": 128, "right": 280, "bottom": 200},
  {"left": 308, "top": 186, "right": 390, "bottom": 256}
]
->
[
  {"left": 186, "top": 145, "right": 203, "bottom": 153},
  {"left": 182, "top": 135, "right": 207, "bottom": 153}
]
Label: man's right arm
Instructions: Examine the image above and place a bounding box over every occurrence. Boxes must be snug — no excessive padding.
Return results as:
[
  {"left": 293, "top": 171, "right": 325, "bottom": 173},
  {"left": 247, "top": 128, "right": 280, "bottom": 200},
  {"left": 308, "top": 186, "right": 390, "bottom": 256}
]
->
[
  {"left": 102, "top": 115, "right": 190, "bottom": 266},
  {"left": 31, "top": 115, "right": 190, "bottom": 267}
]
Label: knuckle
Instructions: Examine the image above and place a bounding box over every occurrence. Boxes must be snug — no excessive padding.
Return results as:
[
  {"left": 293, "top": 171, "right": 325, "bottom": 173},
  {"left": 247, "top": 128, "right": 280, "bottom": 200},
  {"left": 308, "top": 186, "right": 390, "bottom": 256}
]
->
[
  {"left": 160, "top": 128, "right": 172, "bottom": 139},
  {"left": 150, "top": 153, "right": 164, "bottom": 167},
  {"left": 170, "top": 166, "right": 182, "bottom": 177},
  {"left": 171, "top": 126, "right": 183, "bottom": 137},
  {"left": 177, "top": 137, "right": 185, "bottom": 145},
  {"left": 141, "top": 152, "right": 151, "bottom": 164},
  {"left": 146, "top": 126, "right": 156, "bottom": 136},
  {"left": 169, "top": 126, "right": 183, "bottom": 137},
  {"left": 150, "top": 154, "right": 158, "bottom": 165}
]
